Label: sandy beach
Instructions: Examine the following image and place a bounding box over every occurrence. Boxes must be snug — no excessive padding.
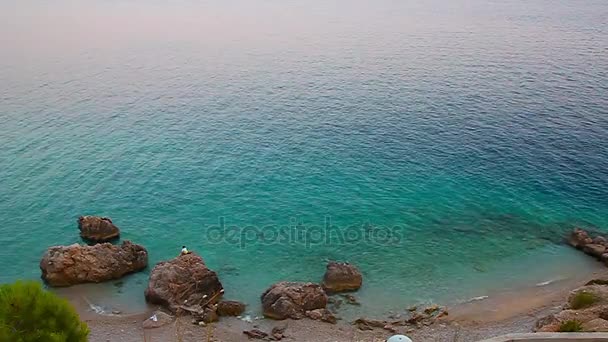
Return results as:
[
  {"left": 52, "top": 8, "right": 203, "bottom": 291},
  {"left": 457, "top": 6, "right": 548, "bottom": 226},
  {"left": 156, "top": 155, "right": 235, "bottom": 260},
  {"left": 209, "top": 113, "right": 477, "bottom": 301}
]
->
[{"left": 69, "top": 266, "right": 608, "bottom": 342}]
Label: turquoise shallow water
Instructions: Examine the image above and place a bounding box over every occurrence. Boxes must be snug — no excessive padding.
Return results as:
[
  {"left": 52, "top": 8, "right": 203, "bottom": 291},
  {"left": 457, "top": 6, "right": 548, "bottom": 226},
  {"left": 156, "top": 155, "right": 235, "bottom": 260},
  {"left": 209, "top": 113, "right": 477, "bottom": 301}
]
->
[{"left": 1, "top": 0, "right": 607, "bottom": 317}]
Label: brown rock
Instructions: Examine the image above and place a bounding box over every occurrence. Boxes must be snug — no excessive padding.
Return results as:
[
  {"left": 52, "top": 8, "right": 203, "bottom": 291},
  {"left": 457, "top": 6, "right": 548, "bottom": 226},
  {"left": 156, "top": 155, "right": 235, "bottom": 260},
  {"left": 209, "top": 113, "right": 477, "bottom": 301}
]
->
[
  {"left": 568, "top": 228, "right": 593, "bottom": 249},
  {"left": 40, "top": 241, "right": 148, "bottom": 286},
  {"left": 424, "top": 304, "right": 440, "bottom": 315},
  {"left": 594, "top": 236, "right": 608, "bottom": 245},
  {"left": 144, "top": 253, "right": 224, "bottom": 312},
  {"left": 353, "top": 318, "right": 387, "bottom": 331},
  {"left": 243, "top": 329, "right": 268, "bottom": 339},
  {"left": 305, "top": 308, "right": 337, "bottom": 324},
  {"left": 78, "top": 216, "right": 120, "bottom": 242},
  {"left": 383, "top": 324, "right": 397, "bottom": 333},
  {"left": 142, "top": 311, "right": 173, "bottom": 329},
  {"left": 217, "top": 300, "right": 246, "bottom": 316},
  {"left": 584, "top": 244, "right": 606, "bottom": 258},
  {"left": 534, "top": 314, "right": 558, "bottom": 332},
  {"left": 271, "top": 325, "right": 287, "bottom": 340},
  {"left": 201, "top": 306, "right": 219, "bottom": 323},
  {"left": 322, "top": 261, "right": 363, "bottom": 293},
  {"left": 583, "top": 318, "right": 608, "bottom": 332},
  {"left": 261, "top": 282, "right": 328, "bottom": 320},
  {"left": 586, "top": 279, "right": 608, "bottom": 286}
]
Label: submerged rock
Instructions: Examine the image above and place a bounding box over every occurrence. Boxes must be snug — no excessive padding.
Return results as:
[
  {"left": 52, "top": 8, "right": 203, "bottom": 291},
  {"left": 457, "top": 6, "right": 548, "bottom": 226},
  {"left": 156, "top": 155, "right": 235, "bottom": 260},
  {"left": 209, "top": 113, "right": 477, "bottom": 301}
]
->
[
  {"left": 567, "top": 228, "right": 593, "bottom": 249},
  {"left": 261, "top": 282, "right": 328, "bottom": 320},
  {"left": 145, "top": 253, "right": 224, "bottom": 313},
  {"left": 78, "top": 216, "right": 120, "bottom": 242},
  {"left": 40, "top": 241, "right": 148, "bottom": 286},
  {"left": 322, "top": 261, "right": 363, "bottom": 293}
]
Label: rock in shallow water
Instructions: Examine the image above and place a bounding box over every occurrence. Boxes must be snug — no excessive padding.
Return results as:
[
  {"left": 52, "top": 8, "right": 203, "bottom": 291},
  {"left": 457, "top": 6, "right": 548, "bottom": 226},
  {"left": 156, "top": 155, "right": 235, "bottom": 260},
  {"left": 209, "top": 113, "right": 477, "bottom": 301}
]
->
[
  {"left": 144, "top": 253, "right": 224, "bottom": 312},
  {"left": 217, "top": 300, "right": 246, "bottom": 316},
  {"left": 261, "top": 281, "right": 328, "bottom": 320},
  {"left": 40, "top": 241, "right": 148, "bottom": 286},
  {"left": 78, "top": 216, "right": 120, "bottom": 242},
  {"left": 322, "top": 261, "right": 363, "bottom": 293}
]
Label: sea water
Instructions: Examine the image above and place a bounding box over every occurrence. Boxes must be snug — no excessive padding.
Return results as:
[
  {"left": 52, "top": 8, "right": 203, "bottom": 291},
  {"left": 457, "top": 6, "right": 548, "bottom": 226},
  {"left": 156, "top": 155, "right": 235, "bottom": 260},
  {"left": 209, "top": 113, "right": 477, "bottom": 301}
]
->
[{"left": 0, "top": 0, "right": 607, "bottom": 317}]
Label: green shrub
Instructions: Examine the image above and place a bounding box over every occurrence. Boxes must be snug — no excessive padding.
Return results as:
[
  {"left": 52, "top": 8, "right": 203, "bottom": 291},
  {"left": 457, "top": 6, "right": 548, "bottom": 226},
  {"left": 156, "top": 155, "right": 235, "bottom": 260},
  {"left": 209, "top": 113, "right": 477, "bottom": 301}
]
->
[
  {"left": 558, "top": 319, "right": 583, "bottom": 332},
  {"left": 0, "top": 281, "right": 89, "bottom": 342},
  {"left": 570, "top": 291, "right": 598, "bottom": 309}
]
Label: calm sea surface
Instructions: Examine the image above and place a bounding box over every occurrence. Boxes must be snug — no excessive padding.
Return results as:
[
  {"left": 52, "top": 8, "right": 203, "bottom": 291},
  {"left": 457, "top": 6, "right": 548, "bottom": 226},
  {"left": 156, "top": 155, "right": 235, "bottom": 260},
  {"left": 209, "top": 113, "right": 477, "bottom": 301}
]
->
[{"left": 1, "top": 0, "right": 607, "bottom": 316}]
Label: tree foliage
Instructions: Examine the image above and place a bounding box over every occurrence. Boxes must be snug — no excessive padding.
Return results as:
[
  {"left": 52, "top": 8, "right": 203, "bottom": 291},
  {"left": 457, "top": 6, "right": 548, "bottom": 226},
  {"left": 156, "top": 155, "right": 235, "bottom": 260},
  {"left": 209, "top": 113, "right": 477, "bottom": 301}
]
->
[{"left": 0, "top": 281, "right": 89, "bottom": 342}]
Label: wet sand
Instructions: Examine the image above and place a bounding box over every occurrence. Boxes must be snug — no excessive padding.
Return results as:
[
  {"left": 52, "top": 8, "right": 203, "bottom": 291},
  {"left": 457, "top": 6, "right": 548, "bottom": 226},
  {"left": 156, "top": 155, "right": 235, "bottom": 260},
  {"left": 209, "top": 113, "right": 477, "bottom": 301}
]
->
[{"left": 71, "top": 266, "right": 608, "bottom": 342}]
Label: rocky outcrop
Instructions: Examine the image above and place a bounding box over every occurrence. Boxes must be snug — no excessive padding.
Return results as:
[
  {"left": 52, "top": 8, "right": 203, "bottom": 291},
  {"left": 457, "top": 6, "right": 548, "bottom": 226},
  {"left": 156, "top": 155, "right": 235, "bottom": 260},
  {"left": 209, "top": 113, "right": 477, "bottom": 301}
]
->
[
  {"left": 261, "top": 282, "right": 328, "bottom": 320},
  {"left": 217, "top": 300, "right": 246, "bottom": 317},
  {"left": 322, "top": 261, "right": 363, "bottom": 293},
  {"left": 567, "top": 228, "right": 608, "bottom": 265},
  {"left": 536, "top": 282, "right": 608, "bottom": 332},
  {"left": 78, "top": 216, "right": 120, "bottom": 242},
  {"left": 40, "top": 241, "right": 148, "bottom": 286},
  {"left": 144, "top": 253, "right": 224, "bottom": 313},
  {"left": 353, "top": 305, "right": 448, "bottom": 332}
]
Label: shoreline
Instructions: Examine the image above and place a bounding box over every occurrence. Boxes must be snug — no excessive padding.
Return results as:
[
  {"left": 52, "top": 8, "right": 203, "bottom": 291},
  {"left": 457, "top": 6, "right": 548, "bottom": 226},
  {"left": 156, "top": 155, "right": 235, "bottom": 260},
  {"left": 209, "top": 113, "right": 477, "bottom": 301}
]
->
[{"left": 66, "top": 264, "right": 608, "bottom": 341}]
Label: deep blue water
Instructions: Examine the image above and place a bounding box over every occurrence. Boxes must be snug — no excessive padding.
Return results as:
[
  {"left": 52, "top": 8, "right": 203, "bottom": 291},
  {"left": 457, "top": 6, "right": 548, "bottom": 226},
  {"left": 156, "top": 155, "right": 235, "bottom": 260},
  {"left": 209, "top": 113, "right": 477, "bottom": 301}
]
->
[{"left": 1, "top": 0, "right": 607, "bottom": 316}]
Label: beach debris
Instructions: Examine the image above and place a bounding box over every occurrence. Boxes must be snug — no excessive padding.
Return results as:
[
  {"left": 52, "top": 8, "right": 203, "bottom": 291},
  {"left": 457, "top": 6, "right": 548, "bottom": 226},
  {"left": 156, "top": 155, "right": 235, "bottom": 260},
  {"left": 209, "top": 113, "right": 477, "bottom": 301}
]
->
[
  {"left": 387, "top": 335, "right": 413, "bottom": 342},
  {"left": 305, "top": 308, "right": 337, "bottom": 324},
  {"left": 142, "top": 311, "right": 173, "bottom": 329},
  {"left": 78, "top": 216, "right": 120, "bottom": 243},
  {"left": 144, "top": 253, "right": 223, "bottom": 312},
  {"left": 243, "top": 329, "right": 268, "bottom": 340},
  {"left": 322, "top": 261, "right": 363, "bottom": 293},
  {"left": 217, "top": 300, "right": 246, "bottom": 316},
  {"left": 40, "top": 241, "right": 148, "bottom": 286},
  {"left": 261, "top": 282, "right": 328, "bottom": 320}
]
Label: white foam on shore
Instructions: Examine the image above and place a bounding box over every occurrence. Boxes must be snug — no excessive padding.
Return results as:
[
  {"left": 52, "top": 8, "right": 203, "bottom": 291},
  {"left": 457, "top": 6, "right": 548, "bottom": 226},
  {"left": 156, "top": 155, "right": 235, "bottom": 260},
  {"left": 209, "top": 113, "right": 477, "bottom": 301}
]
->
[
  {"left": 466, "top": 295, "right": 489, "bottom": 302},
  {"left": 535, "top": 278, "right": 564, "bottom": 287},
  {"left": 89, "top": 303, "right": 107, "bottom": 315}
]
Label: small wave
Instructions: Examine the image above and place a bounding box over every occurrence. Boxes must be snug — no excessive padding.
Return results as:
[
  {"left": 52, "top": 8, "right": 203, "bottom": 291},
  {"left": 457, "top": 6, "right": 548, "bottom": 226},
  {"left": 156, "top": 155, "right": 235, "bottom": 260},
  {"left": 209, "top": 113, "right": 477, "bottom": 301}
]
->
[
  {"left": 89, "top": 303, "right": 107, "bottom": 315},
  {"left": 536, "top": 278, "right": 561, "bottom": 287},
  {"left": 465, "top": 295, "right": 489, "bottom": 303}
]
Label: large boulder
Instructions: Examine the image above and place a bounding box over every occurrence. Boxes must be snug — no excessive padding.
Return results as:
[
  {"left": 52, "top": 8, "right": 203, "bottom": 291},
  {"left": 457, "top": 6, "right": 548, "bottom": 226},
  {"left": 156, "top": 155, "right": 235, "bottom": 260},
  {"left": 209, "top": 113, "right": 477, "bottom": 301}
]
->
[
  {"left": 40, "top": 241, "right": 148, "bottom": 286},
  {"left": 144, "top": 253, "right": 224, "bottom": 312},
  {"left": 217, "top": 300, "right": 246, "bottom": 316},
  {"left": 322, "top": 261, "right": 363, "bottom": 293},
  {"left": 78, "top": 216, "right": 120, "bottom": 242},
  {"left": 261, "top": 282, "right": 328, "bottom": 320}
]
